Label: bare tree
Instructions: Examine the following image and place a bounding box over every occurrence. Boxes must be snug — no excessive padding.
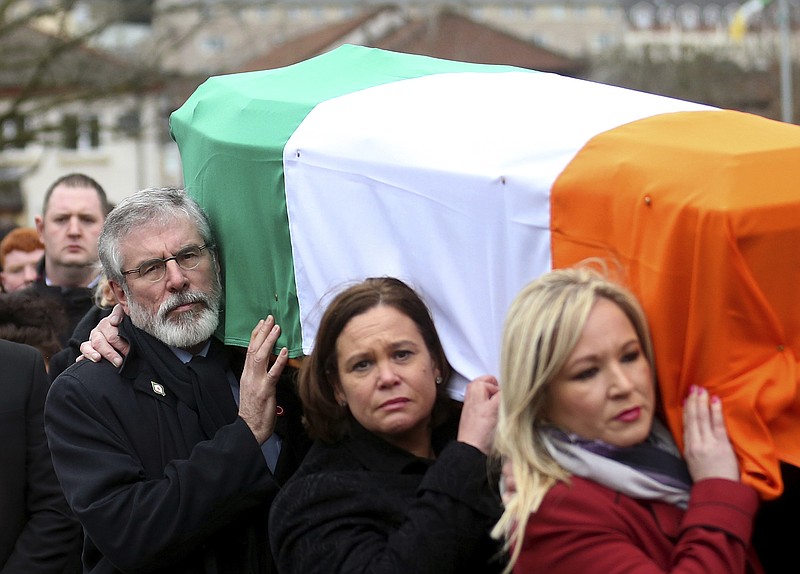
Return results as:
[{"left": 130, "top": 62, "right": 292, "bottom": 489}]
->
[{"left": 0, "top": 0, "right": 276, "bottom": 148}]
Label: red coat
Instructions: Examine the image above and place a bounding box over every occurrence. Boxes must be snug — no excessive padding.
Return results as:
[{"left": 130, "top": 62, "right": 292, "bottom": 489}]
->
[{"left": 515, "top": 476, "right": 763, "bottom": 574}]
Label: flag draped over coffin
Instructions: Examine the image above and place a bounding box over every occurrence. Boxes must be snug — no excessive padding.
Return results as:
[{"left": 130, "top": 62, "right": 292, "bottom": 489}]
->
[
  {"left": 170, "top": 44, "right": 800, "bottom": 498},
  {"left": 552, "top": 110, "right": 800, "bottom": 499}
]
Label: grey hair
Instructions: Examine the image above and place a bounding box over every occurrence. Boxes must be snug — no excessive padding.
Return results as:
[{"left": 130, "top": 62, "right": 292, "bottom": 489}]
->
[{"left": 98, "top": 187, "right": 215, "bottom": 284}]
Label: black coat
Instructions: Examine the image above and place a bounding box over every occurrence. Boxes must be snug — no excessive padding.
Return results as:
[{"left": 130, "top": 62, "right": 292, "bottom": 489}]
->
[
  {"left": 44, "top": 328, "right": 309, "bottom": 574},
  {"left": 0, "top": 339, "right": 82, "bottom": 573},
  {"left": 31, "top": 258, "right": 95, "bottom": 349},
  {"left": 269, "top": 423, "right": 506, "bottom": 574},
  {"left": 48, "top": 304, "right": 113, "bottom": 380}
]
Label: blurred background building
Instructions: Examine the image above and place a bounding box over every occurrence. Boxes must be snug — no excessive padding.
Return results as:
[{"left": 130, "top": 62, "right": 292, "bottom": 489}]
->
[{"left": 1, "top": 0, "right": 797, "bottom": 227}]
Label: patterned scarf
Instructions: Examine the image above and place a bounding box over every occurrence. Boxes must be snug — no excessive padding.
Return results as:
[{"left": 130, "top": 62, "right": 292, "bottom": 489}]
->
[{"left": 541, "top": 419, "right": 692, "bottom": 508}]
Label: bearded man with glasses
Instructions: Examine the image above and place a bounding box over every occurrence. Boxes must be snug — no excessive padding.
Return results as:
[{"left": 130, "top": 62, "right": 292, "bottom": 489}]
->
[{"left": 44, "top": 187, "right": 309, "bottom": 574}]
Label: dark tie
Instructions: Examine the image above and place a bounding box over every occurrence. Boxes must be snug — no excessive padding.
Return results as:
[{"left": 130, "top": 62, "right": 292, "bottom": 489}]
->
[{"left": 186, "top": 354, "right": 238, "bottom": 439}]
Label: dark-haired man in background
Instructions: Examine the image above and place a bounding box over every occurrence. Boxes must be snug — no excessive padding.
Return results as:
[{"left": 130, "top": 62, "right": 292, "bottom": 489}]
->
[{"left": 33, "top": 173, "right": 110, "bottom": 346}]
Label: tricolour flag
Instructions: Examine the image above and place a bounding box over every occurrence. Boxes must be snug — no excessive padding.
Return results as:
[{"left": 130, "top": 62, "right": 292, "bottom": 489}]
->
[
  {"left": 171, "top": 44, "right": 800, "bottom": 499},
  {"left": 730, "top": 0, "right": 773, "bottom": 40}
]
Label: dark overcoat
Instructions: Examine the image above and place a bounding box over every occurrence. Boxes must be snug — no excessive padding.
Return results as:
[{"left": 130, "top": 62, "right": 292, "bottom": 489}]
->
[
  {"left": 45, "top": 330, "right": 308, "bottom": 574},
  {"left": 0, "top": 339, "right": 81, "bottom": 573}
]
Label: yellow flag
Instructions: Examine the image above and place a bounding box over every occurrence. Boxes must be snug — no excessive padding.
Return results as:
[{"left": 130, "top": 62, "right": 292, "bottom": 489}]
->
[{"left": 730, "top": 0, "right": 772, "bottom": 41}]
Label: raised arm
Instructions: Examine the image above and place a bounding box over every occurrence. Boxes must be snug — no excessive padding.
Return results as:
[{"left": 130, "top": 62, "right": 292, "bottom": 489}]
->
[
  {"left": 238, "top": 316, "right": 288, "bottom": 444},
  {"left": 457, "top": 374, "right": 500, "bottom": 454},
  {"left": 682, "top": 386, "right": 740, "bottom": 482}
]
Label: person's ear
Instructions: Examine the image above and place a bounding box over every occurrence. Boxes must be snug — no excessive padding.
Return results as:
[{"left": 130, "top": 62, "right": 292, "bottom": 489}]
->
[
  {"left": 109, "top": 280, "right": 130, "bottom": 314},
  {"left": 333, "top": 384, "right": 347, "bottom": 407},
  {"left": 34, "top": 215, "right": 45, "bottom": 239},
  {"left": 431, "top": 358, "right": 442, "bottom": 382}
]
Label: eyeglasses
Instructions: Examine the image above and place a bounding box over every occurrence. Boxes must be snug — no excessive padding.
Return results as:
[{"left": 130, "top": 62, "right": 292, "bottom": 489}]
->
[{"left": 121, "top": 244, "right": 211, "bottom": 283}]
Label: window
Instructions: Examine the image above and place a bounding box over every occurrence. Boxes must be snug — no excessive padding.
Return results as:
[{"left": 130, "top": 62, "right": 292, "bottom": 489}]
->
[
  {"left": 62, "top": 114, "right": 100, "bottom": 150},
  {"left": 678, "top": 4, "right": 701, "bottom": 29},
  {"left": 594, "top": 33, "right": 614, "bottom": 49},
  {"left": 1, "top": 114, "right": 28, "bottom": 150},
  {"left": 658, "top": 4, "right": 676, "bottom": 26},
  {"left": 116, "top": 108, "right": 141, "bottom": 137},
  {"left": 703, "top": 4, "right": 722, "bottom": 27},
  {"left": 631, "top": 2, "right": 656, "bottom": 28},
  {"left": 0, "top": 179, "right": 24, "bottom": 214},
  {"left": 201, "top": 35, "right": 226, "bottom": 54},
  {"left": 72, "top": 2, "right": 91, "bottom": 26}
]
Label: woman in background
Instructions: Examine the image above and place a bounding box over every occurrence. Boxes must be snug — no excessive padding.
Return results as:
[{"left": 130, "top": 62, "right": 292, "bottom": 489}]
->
[{"left": 0, "top": 290, "right": 67, "bottom": 369}]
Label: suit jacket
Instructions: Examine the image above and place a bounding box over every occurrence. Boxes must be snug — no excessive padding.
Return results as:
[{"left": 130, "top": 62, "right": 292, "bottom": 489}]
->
[
  {"left": 515, "top": 476, "right": 763, "bottom": 574},
  {"left": 44, "top": 328, "right": 310, "bottom": 574},
  {"left": 0, "top": 339, "right": 81, "bottom": 573}
]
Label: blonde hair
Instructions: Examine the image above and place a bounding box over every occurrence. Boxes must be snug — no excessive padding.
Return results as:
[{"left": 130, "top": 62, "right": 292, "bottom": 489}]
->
[
  {"left": 492, "top": 264, "right": 655, "bottom": 572},
  {"left": 93, "top": 274, "right": 117, "bottom": 308}
]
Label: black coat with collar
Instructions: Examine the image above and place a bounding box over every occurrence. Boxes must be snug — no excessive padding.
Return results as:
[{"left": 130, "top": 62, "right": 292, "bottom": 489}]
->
[
  {"left": 269, "top": 422, "right": 506, "bottom": 574},
  {"left": 0, "top": 339, "right": 82, "bottom": 573},
  {"left": 31, "top": 258, "right": 95, "bottom": 349},
  {"left": 44, "top": 325, "right": 309, "bottom": 574}
]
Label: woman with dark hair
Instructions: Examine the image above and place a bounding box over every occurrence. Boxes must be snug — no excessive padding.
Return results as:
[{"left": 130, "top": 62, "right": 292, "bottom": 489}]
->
[
  {"left": 0, "top": 290, "right": 67, "bottom": 368},
  {"left": 269, "top": 277, "right": 505, "bottom": 573}
]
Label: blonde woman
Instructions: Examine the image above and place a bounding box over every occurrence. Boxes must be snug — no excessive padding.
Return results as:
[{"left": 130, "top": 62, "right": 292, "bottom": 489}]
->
[{"left": 493, "top": 267, "right": 763, "bottom": 573}]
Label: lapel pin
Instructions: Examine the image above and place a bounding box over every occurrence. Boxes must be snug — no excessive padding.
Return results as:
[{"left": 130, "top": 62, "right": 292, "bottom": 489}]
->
[{"left": 151, "top": 381, "right": 166, "bottom": 396}]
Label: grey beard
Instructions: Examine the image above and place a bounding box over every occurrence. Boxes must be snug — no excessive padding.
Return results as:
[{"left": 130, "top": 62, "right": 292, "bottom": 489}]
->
[{"left": 128, "top": 288, "right": 221, "bottom": 350}]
